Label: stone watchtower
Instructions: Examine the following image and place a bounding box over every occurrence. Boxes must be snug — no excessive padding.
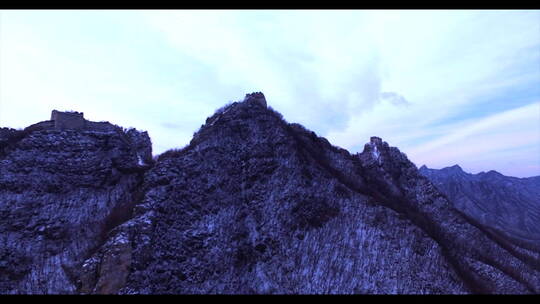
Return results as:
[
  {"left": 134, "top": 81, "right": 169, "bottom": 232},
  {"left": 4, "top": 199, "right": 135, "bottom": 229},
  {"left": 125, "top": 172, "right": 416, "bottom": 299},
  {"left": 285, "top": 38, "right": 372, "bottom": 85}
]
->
[
  {"left": 243, "top": 92, "right": 267, "bottom": 108},
  {"left": 51, "top": 110, "right": 86, "bottom": 130}
]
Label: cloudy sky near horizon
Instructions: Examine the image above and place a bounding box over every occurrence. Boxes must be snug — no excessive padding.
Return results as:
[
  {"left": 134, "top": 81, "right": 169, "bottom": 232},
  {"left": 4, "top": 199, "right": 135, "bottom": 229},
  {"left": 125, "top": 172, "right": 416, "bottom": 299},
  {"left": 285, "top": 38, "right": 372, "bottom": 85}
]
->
[{"left": 1, "top": 10, "right": 539, "bottom": 177}]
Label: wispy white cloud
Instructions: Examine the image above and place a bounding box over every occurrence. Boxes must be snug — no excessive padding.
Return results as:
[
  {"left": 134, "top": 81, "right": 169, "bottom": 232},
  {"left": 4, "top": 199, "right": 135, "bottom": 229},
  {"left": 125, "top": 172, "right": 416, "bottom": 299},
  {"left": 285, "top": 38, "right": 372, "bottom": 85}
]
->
[
  {"left": 407, "top": 102, "right": 540, "bottom": 176},
  {"left": 0, "top": 10, "right": 539, "bottom": 176}
]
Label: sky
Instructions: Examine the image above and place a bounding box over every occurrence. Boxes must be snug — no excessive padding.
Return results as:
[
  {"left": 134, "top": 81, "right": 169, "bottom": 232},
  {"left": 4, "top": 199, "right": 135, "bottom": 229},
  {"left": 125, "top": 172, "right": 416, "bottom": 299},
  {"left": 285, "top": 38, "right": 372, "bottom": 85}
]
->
[{"left": 0, "top": 10, "right": 539, "bottom": 177}]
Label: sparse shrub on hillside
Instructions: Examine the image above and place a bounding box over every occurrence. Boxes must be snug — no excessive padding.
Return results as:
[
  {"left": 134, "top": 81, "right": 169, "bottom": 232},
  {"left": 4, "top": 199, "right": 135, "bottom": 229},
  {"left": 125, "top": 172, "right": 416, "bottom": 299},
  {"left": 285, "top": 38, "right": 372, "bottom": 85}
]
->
[
  {"left": 0, "top": 129, "right": 30, "bottom": 157},
  {"left": 267, "top": 106, "right": 285, "bottom": 122},
  {"left": 156, "top": 144, "right": 194, "bottom": 162},
  {"left": 214, "top": 101, "right": 235, "bottom": 116},
  {"left": 156, "top": 148, "right": 183, "bottom": 162}
]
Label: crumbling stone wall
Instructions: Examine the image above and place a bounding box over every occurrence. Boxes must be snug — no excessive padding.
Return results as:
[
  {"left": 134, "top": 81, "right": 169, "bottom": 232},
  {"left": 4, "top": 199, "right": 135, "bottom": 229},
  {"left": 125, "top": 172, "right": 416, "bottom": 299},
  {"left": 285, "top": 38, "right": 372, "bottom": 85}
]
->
[
  {"left": 51, "top": 110, "right": 85, "bottom": 130},
  {"left": 49, "top": 111, "right": 116, "bottom": 132}
]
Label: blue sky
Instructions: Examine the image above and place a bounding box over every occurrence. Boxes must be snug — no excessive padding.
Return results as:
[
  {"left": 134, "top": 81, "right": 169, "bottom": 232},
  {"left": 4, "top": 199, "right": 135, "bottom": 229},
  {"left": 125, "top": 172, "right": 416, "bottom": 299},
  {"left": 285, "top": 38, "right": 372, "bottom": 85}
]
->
[{"left": 0, "top": 10, "right": 539, "bottom": 177}]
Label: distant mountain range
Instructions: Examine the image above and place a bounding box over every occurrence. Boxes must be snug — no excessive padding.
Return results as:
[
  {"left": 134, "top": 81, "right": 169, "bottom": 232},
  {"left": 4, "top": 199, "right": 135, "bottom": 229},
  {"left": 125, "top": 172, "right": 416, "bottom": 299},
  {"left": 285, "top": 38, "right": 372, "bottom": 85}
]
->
[
  {"left": 419, "top": 165, "right": 540, "bottom": 241},
  {"left": 0, "top": 92, "right": 538, "bottom": 294}
]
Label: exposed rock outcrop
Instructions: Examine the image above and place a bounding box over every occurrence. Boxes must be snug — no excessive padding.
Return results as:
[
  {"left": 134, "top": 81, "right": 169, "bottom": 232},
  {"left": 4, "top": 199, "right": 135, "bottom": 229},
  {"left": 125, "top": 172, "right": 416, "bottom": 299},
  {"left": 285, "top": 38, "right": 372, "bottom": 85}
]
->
[
  {"left": 1, "top": 94, "right": 538, "bottom": 294},
  {"left": 0, "top": 121, "right": 152, "bottom": 294},
  {"left": 84, "top": 93, "right": 539, "bottom": 294}
]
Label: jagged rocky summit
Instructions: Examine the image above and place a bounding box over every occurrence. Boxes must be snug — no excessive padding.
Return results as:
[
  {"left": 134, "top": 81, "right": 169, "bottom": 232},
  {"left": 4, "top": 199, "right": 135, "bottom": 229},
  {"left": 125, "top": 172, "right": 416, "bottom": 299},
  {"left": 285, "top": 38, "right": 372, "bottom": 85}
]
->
[{"left": 1, "top": 92, "right": 539, "bottom": 294}]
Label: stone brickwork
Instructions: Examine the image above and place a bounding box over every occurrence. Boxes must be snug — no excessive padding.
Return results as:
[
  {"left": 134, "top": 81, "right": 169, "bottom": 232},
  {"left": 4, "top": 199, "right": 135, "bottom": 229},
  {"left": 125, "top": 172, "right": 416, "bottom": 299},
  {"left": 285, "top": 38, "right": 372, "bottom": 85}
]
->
[
  {"left": 49, "top": 110, "right": 116, "bottom": 132},
  {"left": 51, "top": 110, "right": 85, "bottom": 130}
]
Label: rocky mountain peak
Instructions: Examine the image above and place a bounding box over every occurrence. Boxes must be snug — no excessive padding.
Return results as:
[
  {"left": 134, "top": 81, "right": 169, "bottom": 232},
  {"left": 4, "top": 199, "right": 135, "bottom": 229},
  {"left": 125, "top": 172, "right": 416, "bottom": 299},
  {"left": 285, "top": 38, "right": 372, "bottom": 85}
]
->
[
  {"left": 1, "top": 93, "right": 539, "bottom": 295},
  {"left": 479, "top": 170, "right": 504, "bottom": 178},
  {"left": 357, "top": 136, "right": 417, "bottom": 182},
  {"left": 421, "top": 164, "right": 468, "bottom": 180},
  {"left": 361, "top": 136, "right": 389, "bottom": 165},
  {"left": 445, "top": 164, "right": 464, "bottom": 173},
  {"left": 369, "top": 136, "right": 383, "bottom": 145}
]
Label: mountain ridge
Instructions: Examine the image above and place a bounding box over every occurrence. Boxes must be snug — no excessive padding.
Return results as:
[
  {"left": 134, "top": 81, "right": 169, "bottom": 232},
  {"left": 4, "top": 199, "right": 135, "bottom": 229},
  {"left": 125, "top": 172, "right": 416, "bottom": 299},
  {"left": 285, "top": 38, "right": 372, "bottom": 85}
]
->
[
  {"left": 1, "top": 92, "right": 539, "bottom": 294},
  {"left": 420, "top": 164, "right": 540, "bottom": 242},
  {"left": 419, "top": 163, "right": 539, "bottom": 180}
]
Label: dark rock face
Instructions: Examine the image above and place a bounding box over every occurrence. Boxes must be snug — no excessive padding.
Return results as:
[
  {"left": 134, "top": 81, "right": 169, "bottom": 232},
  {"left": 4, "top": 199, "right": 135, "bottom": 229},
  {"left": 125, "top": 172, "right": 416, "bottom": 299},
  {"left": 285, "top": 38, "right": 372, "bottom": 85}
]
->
[
  {"left": 84, "top": 95, "right": 538, "bottom": 294},
  {"left": 0, "top": 124, "right": 152, "bottom": 294},
  {"left": 419, "top": 165, "right": 540, "bottom": 241},
  {"left": 1, "top": 93, "right": 539, "bottom": 294},
  {"left": 91, "top": 99, "right": 462, "bottom": 294}
]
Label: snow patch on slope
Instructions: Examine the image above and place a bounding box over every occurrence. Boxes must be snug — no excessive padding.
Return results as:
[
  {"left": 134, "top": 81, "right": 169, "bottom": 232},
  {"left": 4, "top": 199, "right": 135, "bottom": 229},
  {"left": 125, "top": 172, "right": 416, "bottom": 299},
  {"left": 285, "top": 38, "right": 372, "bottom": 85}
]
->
[
  {"left": 137, "top": 154, "right": 145, "bottom": 166},
  {"left": 371, "top": 143, "right": 382, "bottom": 165}
]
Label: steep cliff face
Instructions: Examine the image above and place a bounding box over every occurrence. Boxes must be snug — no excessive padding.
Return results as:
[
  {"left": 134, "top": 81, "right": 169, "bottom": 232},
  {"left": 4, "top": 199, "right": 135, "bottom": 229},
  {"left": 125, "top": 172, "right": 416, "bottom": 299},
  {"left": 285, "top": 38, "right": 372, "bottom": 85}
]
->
[
  {"left": 419, "top": 165, "right": 540, "bottom": 241},
  {"left": 0, "top": 123, "right": 152, "bottom": 294},
  {"left": 81, "top": 93, "right": 539, "bottom": 294}
]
